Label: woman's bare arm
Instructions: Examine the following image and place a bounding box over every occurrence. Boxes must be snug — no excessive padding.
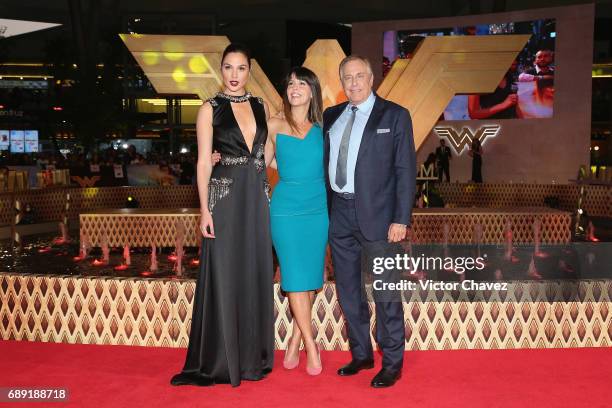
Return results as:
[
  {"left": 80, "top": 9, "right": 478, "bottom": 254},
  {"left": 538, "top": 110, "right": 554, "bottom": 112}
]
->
[
  {"left": 265, "top": 116, "right": 282, "bottom": 168},
  {"left": 196, "top": 102, "right": 215, "bottom": 237}
]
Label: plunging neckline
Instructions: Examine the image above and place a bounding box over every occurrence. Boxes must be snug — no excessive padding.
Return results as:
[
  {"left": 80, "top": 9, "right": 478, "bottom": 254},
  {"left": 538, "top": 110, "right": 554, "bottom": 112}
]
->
[
  {"left": 277, "top": 125, "right": 315, "bottom": 141},
  {"left": 228, "top": 98, "right": 258, "bottom": 155}
]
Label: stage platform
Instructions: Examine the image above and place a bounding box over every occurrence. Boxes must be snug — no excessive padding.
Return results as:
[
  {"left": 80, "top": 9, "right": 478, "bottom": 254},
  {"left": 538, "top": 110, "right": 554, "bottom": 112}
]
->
[
  {"left": 1, "top": 273, "right": 610, "bottom": 350},
  {"left": 79, "top": 207, "right": 571, "bottom": 247},
  {"left": 2, "top": 184, "right": 606, "bottom": 353}
]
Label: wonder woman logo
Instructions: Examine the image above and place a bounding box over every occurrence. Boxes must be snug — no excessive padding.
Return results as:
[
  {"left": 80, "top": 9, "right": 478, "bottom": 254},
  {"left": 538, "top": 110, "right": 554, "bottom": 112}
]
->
[
  {"left": 71, "top": 176, "right": 101, "bottom": 187},
  {"left": 433, "top": 125, "right": 501, "bottom": 155}
]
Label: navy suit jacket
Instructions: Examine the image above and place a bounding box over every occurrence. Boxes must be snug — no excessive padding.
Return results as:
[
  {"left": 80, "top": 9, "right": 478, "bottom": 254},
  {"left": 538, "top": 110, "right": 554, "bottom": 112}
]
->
[{"left": 323, "top": 94, "right": 416, "bottom": 242}]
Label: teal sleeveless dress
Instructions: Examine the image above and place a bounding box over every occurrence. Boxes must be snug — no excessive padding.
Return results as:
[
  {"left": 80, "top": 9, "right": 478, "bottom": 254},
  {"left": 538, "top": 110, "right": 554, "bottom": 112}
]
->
[{"left": 271, "top": 124, "right": 328, "bottom": 292}]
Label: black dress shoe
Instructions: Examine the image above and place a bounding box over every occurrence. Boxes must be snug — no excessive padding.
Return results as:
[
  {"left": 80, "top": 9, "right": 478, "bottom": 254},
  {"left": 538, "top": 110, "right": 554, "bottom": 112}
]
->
[
  {"left": 337, "top": 359, "right": 375, "bottom": 376},
  {"left": 370, "top": 368, "right": 401, "bottom": 388}
]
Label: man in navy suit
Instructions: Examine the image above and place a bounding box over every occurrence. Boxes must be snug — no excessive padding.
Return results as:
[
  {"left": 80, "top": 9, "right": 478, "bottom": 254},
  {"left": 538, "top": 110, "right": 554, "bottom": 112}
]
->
[{"left": 323, "top": 55, "right": 416, "bottom": 388}]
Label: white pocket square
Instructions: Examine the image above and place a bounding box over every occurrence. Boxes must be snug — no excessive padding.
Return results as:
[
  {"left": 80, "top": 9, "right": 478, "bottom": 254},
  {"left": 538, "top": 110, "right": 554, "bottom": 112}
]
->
[{"left": 376, "top": 128, "right": 390, "bottom": 134}]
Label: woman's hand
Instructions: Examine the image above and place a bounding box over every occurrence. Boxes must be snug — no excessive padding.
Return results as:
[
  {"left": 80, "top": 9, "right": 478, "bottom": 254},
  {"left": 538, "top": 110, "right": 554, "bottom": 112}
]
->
[
  {"left": 211, "top": 150, "right": 221, "bottom": 166},
  {"left": 200, "top": 211, "right": 215, "bottom": 238},
  {"left": 502, "top": 94, "right": 518, "bottom": 109}
]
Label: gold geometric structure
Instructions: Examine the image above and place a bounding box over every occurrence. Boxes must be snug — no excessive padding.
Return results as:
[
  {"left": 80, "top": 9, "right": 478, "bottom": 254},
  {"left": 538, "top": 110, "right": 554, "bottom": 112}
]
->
[
  {"left": 121, "top": 34, "right": 530, "bottom": 152},
  {"left": 0, "top": 185, "right": 199, "bottom": 226},
  {"left": 119, "top": 34, "right": 282, "bottom": 114},
  {"left": 377, "top": 35, "right": 530, "bottom": 150},
  {"left": 80, "top": 209, "right": 201, "bottom": 247},
  {"left": 80, "top": 207, "right": 571, "bottom": 247},
  {"left": 437, "top": 183, "right": 611, "bottom": 218},
  {"left": 302, "top": 39, "right": 348, "bottom": 109},
  {"left": 0, "top": 184, "right": 605, "bottom": 226},
  {"left": 2, "top": 272, "right": 610, "bottom": 350},
  {"left": 409, "top": 207, "right": 571, "bottom": 244}
]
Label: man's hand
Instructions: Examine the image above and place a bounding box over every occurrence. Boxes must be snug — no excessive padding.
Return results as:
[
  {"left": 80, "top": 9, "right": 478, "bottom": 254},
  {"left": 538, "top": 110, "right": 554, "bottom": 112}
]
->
[
  {"left": 211, "top": 150, "right": 221, "bottom": 166},
  {"left": 388, "top": 223, "right": 407, "bottom": 243}
]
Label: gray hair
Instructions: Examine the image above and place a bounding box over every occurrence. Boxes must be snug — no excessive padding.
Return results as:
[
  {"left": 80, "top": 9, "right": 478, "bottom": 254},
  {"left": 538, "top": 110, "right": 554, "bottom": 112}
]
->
[{"left": 339, "top": 55, "right": 373, "bottom": 78}]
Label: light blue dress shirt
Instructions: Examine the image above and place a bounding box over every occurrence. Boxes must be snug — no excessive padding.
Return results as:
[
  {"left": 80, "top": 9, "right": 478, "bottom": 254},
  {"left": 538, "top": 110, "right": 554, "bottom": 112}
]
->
[{"left": 329, "top": 91, "right": 376, "bottom": 193}]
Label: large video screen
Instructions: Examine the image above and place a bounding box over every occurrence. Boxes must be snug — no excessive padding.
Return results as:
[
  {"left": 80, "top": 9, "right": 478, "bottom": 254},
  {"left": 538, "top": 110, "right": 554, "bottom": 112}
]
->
[
  {"left": 383, "top": 19, "right": 556, "bottom": 120},
  {"left": 24, "top": 130, "right": 39, "bottom": 153},
  {"left": 0, "top": 130, "right": 9, "bottom": 151},
  {"left": 9, "top": 130, "right": 25, "bottom": 153}
]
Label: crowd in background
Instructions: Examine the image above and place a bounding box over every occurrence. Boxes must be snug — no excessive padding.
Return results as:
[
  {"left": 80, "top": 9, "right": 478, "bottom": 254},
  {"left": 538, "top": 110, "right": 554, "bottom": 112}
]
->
[{"left": 0, "top": 145, "right": 197, "bottom": 186}]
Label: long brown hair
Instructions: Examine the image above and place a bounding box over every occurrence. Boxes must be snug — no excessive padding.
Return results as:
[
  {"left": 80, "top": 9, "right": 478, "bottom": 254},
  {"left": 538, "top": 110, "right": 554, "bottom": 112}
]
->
[{"left": 282, "top": 67, "right": 323, "bottom": 133}]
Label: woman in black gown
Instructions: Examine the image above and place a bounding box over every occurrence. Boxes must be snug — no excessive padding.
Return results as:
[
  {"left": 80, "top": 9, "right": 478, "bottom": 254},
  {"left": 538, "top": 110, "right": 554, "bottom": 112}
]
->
[{"left": 171, "top": 43, "right": 274, "bottom": 387}]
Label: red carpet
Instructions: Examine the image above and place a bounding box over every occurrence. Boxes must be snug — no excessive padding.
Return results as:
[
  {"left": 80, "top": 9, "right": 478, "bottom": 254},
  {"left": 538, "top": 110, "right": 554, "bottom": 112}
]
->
[{"left": 1, "top": 341, "right": 610, "bottom": 408}]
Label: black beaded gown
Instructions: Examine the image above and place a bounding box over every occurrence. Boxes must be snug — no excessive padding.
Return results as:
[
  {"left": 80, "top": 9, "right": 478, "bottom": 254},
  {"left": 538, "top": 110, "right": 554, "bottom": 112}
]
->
[{"left": 171, "top": 92, "right": 274, "bottom": 387}]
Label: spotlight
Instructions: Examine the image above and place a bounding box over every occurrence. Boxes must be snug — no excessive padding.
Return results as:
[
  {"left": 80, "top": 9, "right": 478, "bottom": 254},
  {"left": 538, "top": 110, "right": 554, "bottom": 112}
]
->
[
  {"left": 125, "top": 195, "right": 139, "bottom": 208},
  {"left": 180, "top": 147, "right": 188, "bottom": 154},
  {"left": 122, "top": 143, "right": 129, "bottom": 149}
]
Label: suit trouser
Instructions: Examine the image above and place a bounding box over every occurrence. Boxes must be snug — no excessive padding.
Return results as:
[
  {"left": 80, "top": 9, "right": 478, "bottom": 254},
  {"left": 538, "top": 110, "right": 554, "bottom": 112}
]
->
[
  {"left": 438, "top": 163, "right": 450, "bottom": 182},
  {"left": 329, "top": 194, "right": 405, "bottom": 372}
]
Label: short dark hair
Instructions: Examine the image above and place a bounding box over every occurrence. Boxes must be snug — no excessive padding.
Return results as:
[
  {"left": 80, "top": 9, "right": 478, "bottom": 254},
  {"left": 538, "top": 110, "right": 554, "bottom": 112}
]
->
[{"left": 222, "top": 43, "right": 251, "bottom": 68}]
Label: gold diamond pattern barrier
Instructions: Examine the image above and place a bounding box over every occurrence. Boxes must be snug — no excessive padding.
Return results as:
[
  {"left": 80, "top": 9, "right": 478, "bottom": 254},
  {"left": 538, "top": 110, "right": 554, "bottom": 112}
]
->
[
  {"left": 0, "top": 183, "right": 606, "bottom": 226},
  {"left": 437, "top": 183, "right": 611, "bottom": 217},
  {"left": 80, "top": 209, "right": 201, "bottom": 247},
  {"left": 1, "top": 273, "right": 610, "bottom": 350},
  {"left": 409, "top": 207, "right": 570, "bottom": 244},
  {"left": 0, "top": 186, "right": 199, "bottom": 226},
  {"left": 80, "top": 207, "right": 571, "bottom": 247}
]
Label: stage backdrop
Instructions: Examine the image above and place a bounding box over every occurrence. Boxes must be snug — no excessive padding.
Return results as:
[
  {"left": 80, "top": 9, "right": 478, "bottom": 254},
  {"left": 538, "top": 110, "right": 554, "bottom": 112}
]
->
[{"left": 352, "top": 4, "right": 594, "bottom": 183}]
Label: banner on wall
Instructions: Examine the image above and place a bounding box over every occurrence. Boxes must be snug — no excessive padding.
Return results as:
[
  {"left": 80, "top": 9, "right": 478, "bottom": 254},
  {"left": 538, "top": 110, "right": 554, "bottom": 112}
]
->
[{"left": 384, "top": 18, "right": 556, "bottom": 121}]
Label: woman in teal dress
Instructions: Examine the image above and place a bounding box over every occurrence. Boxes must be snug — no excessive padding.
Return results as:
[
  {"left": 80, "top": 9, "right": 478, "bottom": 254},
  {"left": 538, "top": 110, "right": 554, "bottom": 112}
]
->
[{"left": 266, "top": 67, "right": 328, "bottom": 376}]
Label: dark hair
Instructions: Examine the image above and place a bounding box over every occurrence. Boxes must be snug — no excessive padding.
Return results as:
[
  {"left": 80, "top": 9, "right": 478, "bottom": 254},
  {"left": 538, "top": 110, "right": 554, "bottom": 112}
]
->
[
  {"left": 282, "top": 67, "right": 323, "bottom": 132},
  {"left": 221, "top": 43, "right": 251, "bottom": 68}
]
